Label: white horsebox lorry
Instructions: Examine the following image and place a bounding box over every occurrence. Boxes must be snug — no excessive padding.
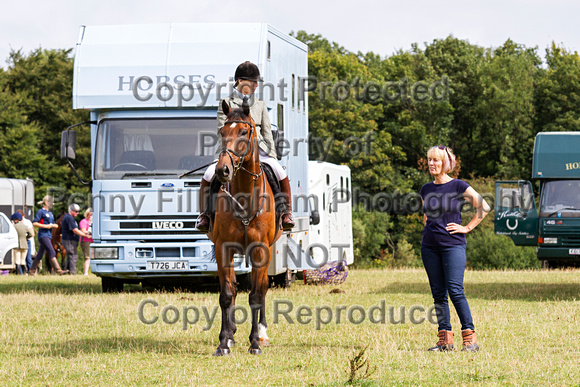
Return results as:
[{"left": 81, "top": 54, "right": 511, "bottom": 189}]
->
[{"left": 63, "top": 23, "right": 353, "bottom": 292}]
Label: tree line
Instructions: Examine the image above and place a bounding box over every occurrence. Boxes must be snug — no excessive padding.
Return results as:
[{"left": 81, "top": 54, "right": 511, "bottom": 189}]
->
[
  {"left": 1, "top": 33, "right": 579, "bottom": 268},
  {"left": 291, "top": 32, "right": 579, "bottom": 268}
]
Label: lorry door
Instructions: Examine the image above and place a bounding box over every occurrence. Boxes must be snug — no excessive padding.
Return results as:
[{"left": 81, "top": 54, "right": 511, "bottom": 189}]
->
[{"left": 495, "top": 180, "right": 538, "bottom": 246}]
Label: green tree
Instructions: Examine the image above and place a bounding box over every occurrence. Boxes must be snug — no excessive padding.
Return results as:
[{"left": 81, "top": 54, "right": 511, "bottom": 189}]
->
[
  {"left": 535, "top": 43, "right": 580, "bottom": 133},
  {"left": 475, "top": 40, "right": 539, "bottom": 179},
  {"left": 2, "top": 48, "right": 90, "bottom": 203},
  {"left": 0, "top": 84, "right": 48, "bottom": 180}
]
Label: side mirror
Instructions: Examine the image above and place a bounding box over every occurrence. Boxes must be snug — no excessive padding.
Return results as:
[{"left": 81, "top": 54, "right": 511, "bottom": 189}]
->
[
  {"left": 310, "top": 209, "right": 320, "bottom": 225},
  {"left": 61, "top": 130, "right": 77, "bottom": 159}
]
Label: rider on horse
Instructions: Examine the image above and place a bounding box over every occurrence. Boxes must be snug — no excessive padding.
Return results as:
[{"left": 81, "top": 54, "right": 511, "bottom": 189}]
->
[{"left": 196, "top": 61, "right": 295, "bottom": 233}]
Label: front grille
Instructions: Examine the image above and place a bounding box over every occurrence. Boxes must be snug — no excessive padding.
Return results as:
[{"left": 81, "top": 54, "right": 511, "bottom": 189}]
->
[
  {"left": 104, "top": 215, "right": 204, "bottom": 237},
  {"left": 561, "top": 236, "right": 580, "bottom": 245}
]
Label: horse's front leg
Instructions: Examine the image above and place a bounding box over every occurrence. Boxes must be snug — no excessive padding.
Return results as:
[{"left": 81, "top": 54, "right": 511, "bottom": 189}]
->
[
  {"left": 248, "top": 244, "right": 271, "bottom": 355},
  {"left": 214, "top": 244, "right": 237, "bottom": 356}
]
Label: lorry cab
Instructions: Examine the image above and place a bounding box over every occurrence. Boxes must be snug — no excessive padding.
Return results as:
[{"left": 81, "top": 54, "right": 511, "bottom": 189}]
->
[{"left": 495, "top": 132, "right": 580, "bottom": 265}]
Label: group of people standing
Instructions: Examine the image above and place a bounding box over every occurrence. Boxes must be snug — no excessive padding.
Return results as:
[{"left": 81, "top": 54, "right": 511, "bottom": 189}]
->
[{"left": 10, "top": 196, "right": 93, "bottom": 276}]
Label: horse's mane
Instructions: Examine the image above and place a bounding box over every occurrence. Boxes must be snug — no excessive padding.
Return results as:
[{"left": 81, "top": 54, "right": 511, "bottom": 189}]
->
[{"left": 226, "top": 108, "right": 250, "bottom": 122}]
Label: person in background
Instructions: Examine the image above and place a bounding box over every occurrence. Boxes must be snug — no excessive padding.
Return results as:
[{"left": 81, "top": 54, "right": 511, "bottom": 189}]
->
[
  {"left": 30, "top": 196, "right": 68, "bottom": 275},
  {"left": 420, "top": 145, "right": 489, "bottom": 352},
  {"left": 61, "top": 204, "right": 91, "bottom": 275},
  {"left": 16, "top": 209, "right": 34, "bottom": 273},
  {"left": 10, "top": 212, "right": 31, "bottom": 275},
  {"left": 79, "top": 207, "right": 93, "bottom": 276}
]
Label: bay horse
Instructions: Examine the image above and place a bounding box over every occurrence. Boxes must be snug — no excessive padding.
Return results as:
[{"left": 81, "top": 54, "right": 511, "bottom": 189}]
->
[
  {"left": 50, "top": 213, "right": 67, "bottom": 273},
  {"left": 207, "top": 100, "right": 282, "bottom": 356}
]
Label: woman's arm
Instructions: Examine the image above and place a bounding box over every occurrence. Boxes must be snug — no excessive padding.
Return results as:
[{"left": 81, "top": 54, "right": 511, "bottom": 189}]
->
[
  {"left": 446, "top": 187, "right": 491, "bottom": 234},
  {"left": 33, "top": 222, "right": 57, "bottom": 229}
]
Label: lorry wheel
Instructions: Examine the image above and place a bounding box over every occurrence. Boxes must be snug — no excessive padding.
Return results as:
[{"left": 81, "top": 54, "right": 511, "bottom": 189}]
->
[
  {"left": 272, "top": 269, "right": 294, "bottom": 289},
  {"left": 236, "top": 274, "right": 252, "bottom": 291},
  {"left": 102, "top": 277, "right": 124, "bottom": 293}
]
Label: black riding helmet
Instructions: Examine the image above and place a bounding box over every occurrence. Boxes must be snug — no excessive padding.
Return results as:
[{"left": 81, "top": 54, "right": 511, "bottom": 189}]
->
[{"left": 234, "top": 61, "right": 261, "bottom": 83}]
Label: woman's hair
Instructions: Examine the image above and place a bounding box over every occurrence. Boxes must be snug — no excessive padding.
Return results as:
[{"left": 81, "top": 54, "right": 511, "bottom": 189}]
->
[
  {"left": 84, "top": 208, "right": 93, "bottom": 218},
  {"left": 37, "top": 195, "right": 54, "bottom": 206},
  {"left": 427, "top": 146, "right": 456, "bottom": 173}
]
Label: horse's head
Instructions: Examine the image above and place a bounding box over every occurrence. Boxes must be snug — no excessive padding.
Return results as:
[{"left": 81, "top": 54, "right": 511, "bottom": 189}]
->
[{"left": 216, "top": 99, "right": 257, "bottom": 184}]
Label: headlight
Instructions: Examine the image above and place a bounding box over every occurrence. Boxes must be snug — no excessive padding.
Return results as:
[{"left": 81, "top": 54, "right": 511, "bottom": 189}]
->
[
  {"left": 92, "top": 247, "right": 119, "bottom": 259},
  {"left": 543, "top": 238, "right": 558, "bottom": 244}
]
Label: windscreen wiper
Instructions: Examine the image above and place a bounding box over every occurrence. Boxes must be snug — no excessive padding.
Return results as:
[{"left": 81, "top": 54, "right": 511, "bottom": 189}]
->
[
  {"left": 546, "top": 207, "right": 580, "bottom": 217},
  {"left": 121, "top": 172, "right": 177, "bottom": 179},
  {"left": 179, "top": 160, "right": 217, "bottom": 178}
]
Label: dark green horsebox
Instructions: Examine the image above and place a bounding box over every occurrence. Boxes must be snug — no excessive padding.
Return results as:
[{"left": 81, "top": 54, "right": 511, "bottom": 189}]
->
[{"left": 495, "top": 132, "right": 580, "bottom": 266}]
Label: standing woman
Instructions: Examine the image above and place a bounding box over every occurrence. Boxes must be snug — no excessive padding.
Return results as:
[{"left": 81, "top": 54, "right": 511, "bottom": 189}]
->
[
  {"left": 79, "top": 208, "right": 93, "bottom": 276},
  {"left": 420, "top": 146, "right": 489, "bottom": 352},
  {"left": 29, "top": 196, "right": 68, "bottom": 275}
]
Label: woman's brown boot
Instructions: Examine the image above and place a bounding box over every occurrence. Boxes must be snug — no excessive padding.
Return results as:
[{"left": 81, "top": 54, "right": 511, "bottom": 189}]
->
[
  {"left": 279, "top": 177, "right": 295, "bottom": 231},
  {"left": 49, "top": 258, "right": 69, "bottom": 275},
  {"left": 428, "top": 330, "right": 454, "bottom": 351},
  {"left": 196, "top": 178, "right": 211, "bottom": 233},
  {"left": 461, "top": 329, "right": 479, "bottom": 352}
]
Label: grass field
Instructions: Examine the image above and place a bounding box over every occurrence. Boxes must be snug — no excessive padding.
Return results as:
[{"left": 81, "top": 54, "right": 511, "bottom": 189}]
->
[{"left": 1, "top": 268, "right": 579, "bottom": 386}]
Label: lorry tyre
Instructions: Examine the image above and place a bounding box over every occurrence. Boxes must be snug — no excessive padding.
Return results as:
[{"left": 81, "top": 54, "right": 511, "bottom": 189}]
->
[
  {"left": 236, "top": 274, "right": 252, "bottom": 292},
  {"left": 541, "top": 260, "right": 550, "bottom": 269},
  {"left": 102, "top": 277, "right": 124, "bottom": 293},
  {"left": 271, "top": 269, "right": 294, "bottom": 288}
]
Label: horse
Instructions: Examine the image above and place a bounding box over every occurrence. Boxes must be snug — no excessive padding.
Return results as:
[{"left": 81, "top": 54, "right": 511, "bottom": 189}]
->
[
  {"left": 50, "top": 214, "right": 67, "bottom": 273},
  {"left": 207, "top": 99, "right": 282, "bottom": 356}
]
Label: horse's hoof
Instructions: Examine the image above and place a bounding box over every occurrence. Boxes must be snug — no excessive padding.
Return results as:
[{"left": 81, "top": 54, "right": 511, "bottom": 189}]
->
[
  {"left": 213, "top": 347, "right": 231, "bottom": 356},
  {"left": 248, "top": 348, "right": 262, "bottom": 355},
  {"left": 227, "top": 339, "right": 235, "bottom": 348},
  {"left": 259, "top": 338, "right": 270, "bottom": 347}
]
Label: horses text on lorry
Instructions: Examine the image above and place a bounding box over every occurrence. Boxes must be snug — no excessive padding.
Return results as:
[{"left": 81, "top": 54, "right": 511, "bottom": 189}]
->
[
  {"left": 495, "top": 132, "right": 580, "bottom": 266},
  {"left": 62, "top": 23, "right": 353, "bottom": 292}
]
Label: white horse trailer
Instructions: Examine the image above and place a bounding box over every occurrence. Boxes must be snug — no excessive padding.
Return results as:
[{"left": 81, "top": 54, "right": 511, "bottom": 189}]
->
[
  {"left": 0, "top": 178, "right": 34, "bottom": 269},
  {"left": 307, "top": 161, "right": 354, "bottom": 266}
]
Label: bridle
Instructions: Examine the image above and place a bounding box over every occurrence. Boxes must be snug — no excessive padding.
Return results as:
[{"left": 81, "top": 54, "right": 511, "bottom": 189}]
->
[
  {"left": 219, "top": 118, "right": 261, "bottom": 180},
  {"left": 218, "top": 116, "right": 266, "bottom": 226}
]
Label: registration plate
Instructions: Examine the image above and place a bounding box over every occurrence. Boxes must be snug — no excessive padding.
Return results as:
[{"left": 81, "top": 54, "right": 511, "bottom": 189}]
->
[
  {"left": 569, "top": 249, "right": 580, "bottom": 255},
  {"left": 147, "top": 261, "right": 188, "bottom": 271}
]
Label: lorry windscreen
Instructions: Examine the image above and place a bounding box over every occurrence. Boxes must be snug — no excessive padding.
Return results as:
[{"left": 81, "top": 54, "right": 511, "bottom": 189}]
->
[
  {"left": 95, "top": 118, "right": 218, "bottom": 180},
  {"left": 540, "top": 180, "right": 580, "bottom": 215}
]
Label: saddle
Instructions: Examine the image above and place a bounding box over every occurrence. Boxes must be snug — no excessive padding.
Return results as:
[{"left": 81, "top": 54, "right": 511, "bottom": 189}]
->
[{"left": 208, "top": 163, "right": 285, "bottom": 225}]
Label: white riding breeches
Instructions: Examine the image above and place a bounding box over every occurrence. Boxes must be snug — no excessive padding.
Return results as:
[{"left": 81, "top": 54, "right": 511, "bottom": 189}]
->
[{"left": 203, "top": 149, "right": 287, "bottom": 182}]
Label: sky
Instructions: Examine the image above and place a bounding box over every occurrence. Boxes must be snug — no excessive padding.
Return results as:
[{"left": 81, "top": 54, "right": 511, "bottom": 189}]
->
[{"left": 1, "top": 0, "right": 580, "bottom": 68}]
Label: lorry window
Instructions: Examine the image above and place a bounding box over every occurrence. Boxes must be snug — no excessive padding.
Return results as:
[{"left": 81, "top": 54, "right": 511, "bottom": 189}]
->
[
  {"left": 540, "top": 180, "right": 580, "bottom": 214},
  {"left": 94, "top": 118, "right": 217, "bottom": 180},
  {"left": 0, "top": 216, "right": 8, "bottom": 233},
  {"left": 275, "top": 104, "right": 284, "bottom": 160}
]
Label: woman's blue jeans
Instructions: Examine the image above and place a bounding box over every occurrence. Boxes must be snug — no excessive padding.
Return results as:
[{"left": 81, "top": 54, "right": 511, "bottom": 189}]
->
[{"left": 421, "top": 244, "right": 475, "bottom": 331}]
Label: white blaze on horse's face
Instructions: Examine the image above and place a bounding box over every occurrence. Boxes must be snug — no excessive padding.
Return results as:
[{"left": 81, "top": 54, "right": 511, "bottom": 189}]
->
[{"left": 230, "top": 122, "right": 237, "bottom": 128}]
